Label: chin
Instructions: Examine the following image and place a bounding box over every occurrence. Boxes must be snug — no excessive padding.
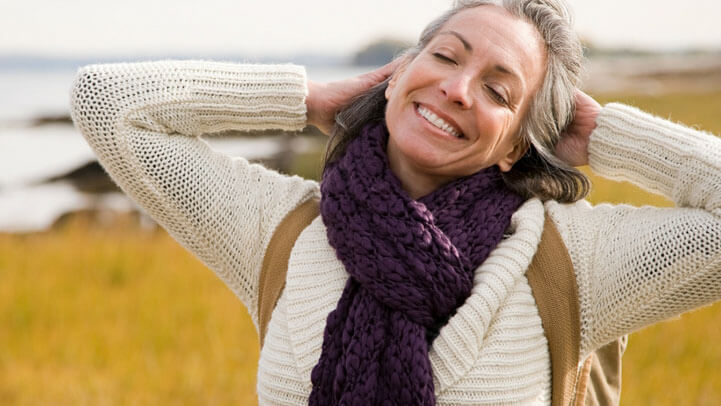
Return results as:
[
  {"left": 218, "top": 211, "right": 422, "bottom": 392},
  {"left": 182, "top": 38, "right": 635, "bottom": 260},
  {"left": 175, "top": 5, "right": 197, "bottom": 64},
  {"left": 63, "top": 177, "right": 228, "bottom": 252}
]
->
[
  {"left": 391, "top": 140, "right": 463, "bottom": 183},
  {"left": 404, "top": 145, "right": 447, "bottom": 170}
]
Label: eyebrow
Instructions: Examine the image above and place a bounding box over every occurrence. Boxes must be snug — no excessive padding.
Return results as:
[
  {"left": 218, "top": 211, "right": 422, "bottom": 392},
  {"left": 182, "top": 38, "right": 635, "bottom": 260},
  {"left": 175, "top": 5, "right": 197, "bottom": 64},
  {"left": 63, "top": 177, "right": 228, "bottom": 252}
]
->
[
  {"left": 438, "top": 30, "right": 473, "bottom": 52},
  {"left": 437, "top": 30, "right": 526, "bottom": 92}
]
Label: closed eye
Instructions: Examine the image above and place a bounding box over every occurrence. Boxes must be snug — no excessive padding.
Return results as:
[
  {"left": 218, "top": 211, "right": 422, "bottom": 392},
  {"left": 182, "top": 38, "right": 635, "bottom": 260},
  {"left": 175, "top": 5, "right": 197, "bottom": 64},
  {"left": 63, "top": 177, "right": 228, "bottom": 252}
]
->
[
  {"left": 432, "top": 53, "right": 456, "bottom": 65},
  {"left": 486, "top": 85, "right": 509, "bottom": 106}
]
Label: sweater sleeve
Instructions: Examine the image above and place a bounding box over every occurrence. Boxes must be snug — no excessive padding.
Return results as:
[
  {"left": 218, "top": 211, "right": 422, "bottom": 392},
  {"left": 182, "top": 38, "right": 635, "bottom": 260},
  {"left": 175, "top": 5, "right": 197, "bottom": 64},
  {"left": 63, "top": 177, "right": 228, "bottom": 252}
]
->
[
  {"left": 545, "top": 103, "right": 721, "bottom": 359},
  {"left": 69, "top": 60, "right": 320, "bottom": 329}
]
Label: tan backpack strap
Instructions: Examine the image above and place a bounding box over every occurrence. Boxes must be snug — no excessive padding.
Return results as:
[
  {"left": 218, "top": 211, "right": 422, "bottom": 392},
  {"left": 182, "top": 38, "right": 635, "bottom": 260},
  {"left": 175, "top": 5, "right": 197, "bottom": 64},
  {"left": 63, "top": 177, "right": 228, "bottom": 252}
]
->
[
  {"left": 583, "top": 336, "right": 627, "bottom": 406},
  {"left": 257, "top": 198, "right": 320, "bottom": 348},
  {"left": 526, "top": 216, "right": 582, "bottom": 406}
]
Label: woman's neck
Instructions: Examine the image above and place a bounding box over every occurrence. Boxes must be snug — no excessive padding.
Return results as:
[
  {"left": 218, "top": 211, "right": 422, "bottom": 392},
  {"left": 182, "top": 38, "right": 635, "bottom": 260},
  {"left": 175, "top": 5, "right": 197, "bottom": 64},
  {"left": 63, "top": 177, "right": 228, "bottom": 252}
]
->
[{"left": 386, "top": 144, "right": 449, "bottom": 200}]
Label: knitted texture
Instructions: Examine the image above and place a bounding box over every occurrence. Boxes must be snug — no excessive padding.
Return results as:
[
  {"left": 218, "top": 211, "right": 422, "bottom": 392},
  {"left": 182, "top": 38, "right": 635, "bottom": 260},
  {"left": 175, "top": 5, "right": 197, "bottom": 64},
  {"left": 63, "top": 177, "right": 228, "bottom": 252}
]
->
[
  {"left": 548, "top": 103, "right": 721, "bottom": 359},
  {"left": 69, "top": 60, "right": 319, "bottom": 325},
  {"left": 310, "top": 121, "right": 522, "bottom": 405},
  {"left": 69, "top": 61, "right": 721, "bottom": 405}
]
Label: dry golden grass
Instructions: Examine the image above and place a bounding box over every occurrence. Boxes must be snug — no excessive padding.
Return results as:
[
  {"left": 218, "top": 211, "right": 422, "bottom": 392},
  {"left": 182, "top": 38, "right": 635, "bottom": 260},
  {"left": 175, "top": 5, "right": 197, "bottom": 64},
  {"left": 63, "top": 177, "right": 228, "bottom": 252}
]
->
[
  {"left": 1, "top": 91, "right": 720, "bottom": 404},
  {"left": 0, "top": 215, "right": 259, "bottom": 404}
]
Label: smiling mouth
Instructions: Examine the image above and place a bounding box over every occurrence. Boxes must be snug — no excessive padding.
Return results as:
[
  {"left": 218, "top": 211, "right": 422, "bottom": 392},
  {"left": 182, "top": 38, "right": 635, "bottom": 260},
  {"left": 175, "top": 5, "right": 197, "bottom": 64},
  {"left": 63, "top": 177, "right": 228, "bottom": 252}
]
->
[{"left": 414, "top": 103, "right": 465, "bottom": 140}]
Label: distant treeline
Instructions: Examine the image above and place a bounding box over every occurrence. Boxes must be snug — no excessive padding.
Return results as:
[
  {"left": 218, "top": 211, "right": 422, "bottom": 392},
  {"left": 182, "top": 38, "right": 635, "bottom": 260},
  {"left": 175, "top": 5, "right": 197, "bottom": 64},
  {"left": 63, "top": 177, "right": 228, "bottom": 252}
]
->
[
  {"left": 352, "top": 38, "right": 414, "bottom": 66},
  {"left": 351, "top": 37, "right": 721, "bottom": 66},
  {"left": 2, "top": 41, "right": 719, "bottom": 71}
]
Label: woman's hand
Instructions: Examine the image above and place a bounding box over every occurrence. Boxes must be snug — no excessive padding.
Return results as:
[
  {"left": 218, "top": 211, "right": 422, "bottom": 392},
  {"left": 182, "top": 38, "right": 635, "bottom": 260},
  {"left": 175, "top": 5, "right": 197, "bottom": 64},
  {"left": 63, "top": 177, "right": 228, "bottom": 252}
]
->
[
  {"left": 555, "top": 90, "right": 601, "bottom": 167},
  {"left": 306, "top": 60, "right": 400, "bottom": 135}
]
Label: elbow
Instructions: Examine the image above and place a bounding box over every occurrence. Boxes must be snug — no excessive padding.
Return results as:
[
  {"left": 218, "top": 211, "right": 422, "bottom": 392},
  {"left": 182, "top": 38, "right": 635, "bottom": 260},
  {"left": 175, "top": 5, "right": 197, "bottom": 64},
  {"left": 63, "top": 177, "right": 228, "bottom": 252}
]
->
[
  {"left": 69, "top": 65, "right": 107, "bottom": 135},
  {"left": 70, "top": 65, "right": 97, "bottom": 121},
  {"left": 69, "top": 64, "right": 129, "bottom": 145},
  {"left": 70, "top": 62, "right": 176, "bottom": 137}
]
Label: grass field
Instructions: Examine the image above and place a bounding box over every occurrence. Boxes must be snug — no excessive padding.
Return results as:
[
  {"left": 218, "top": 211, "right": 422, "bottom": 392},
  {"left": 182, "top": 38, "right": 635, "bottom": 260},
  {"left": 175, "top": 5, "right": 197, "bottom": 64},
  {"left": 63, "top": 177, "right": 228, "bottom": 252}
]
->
[{"left": 2, "top": 91, "right": 721, "bottom": 404}]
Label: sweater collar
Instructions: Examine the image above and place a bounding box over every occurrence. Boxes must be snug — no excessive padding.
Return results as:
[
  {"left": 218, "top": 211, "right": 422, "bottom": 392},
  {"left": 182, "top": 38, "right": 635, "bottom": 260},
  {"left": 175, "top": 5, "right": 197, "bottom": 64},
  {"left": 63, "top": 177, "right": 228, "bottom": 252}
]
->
[{"left": 283, "top": 198, "right": 546, "bottom": 395}]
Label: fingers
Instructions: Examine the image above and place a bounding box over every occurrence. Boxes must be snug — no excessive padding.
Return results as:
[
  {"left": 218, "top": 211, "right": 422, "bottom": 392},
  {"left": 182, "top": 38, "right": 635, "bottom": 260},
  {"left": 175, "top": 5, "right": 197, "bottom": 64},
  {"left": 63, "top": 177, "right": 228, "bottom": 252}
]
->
[
  {"left": 574, "top": 89, "right": 601, "bottom": 110},
  {"left": 361, "top": 57, "right": 405, "bottom": 84},
  {"left": 376, "top": 58, "right": 404, "bottom": 77}
]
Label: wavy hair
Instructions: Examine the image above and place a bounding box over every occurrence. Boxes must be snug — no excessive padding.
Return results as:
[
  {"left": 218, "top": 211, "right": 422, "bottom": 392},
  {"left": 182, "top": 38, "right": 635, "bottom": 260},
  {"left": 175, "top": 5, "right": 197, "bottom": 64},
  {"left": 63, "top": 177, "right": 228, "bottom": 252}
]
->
[{"left": 325, "top": 0, "right": 589, "bottom": 203}]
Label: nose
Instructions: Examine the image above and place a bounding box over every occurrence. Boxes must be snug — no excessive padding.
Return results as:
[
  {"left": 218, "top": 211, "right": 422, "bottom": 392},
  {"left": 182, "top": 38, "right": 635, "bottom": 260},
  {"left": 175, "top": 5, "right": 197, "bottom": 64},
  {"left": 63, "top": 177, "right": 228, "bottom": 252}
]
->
[{"left": 439, "top": 72, "right": 472, "bottom": 109}]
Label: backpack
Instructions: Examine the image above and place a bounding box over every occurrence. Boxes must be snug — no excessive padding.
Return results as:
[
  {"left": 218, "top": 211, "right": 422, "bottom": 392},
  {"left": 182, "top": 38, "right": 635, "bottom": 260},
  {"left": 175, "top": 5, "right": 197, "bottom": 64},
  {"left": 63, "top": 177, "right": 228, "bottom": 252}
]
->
[{"left": 257, "top": 198, "right": 626, "bottom": 406}]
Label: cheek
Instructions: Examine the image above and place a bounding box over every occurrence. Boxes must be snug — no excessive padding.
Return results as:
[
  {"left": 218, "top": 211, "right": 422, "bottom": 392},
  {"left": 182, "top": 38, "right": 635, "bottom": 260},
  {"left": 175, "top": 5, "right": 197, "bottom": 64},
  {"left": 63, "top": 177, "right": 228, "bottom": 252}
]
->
[
  {"left": 384, "top": 97, "right": 402, "bottom": 135},
  {"left": 384, "top": 80, "right": 405, "bottom": 121},
  {"left": 384, "top": 84, "right": 418, "bottom": 140},
  {"left": 474, "top": 108, "right": 516, "bottom": 147}
]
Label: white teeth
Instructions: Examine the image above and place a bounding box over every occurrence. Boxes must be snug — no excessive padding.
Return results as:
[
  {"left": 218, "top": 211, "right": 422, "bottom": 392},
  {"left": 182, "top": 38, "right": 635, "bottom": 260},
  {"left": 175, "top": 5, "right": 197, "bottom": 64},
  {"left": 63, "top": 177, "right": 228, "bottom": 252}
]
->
[{"left": 417, "top": 105, "right": 462, "bottom": 138}]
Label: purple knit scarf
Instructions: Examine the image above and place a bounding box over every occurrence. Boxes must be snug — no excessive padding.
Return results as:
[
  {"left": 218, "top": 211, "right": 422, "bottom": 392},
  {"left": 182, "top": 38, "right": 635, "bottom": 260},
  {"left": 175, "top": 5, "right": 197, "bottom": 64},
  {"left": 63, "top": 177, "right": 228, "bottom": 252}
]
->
[{"left": 310, "top": 120, "right": 523, "bottom": 405}]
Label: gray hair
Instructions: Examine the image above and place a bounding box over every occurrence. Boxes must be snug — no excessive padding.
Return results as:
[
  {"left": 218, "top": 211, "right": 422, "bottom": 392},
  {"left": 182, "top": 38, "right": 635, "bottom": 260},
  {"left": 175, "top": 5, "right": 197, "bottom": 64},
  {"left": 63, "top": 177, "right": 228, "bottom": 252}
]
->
[{"left": 325, "top": 0, "right": 589, "bottom": 202}]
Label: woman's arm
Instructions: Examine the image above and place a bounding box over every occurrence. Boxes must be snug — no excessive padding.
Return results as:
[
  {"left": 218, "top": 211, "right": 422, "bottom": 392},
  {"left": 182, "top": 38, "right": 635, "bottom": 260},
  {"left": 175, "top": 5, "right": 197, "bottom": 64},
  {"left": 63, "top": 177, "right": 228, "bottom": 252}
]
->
[
  {"left": 546, "top": 102, "right": 721, "bottom": 358},
  {"left": 69, "top": 60, "right": 320, "bottom": 328}
]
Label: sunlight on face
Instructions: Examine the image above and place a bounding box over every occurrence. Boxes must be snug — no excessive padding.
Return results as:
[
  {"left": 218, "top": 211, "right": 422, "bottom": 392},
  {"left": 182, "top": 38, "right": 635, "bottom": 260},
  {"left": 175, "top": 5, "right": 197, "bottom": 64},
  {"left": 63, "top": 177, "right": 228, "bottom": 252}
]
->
[{"left": 384, "top": 5, "right": 547, "bottom": 198}]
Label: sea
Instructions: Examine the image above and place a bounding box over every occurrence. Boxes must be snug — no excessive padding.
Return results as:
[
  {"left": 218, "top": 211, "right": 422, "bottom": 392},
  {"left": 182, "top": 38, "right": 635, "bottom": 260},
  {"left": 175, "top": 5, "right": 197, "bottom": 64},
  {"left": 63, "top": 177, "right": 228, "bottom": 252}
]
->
[{"left": 0, "top": 63, "right": 371, "bottom": 233}]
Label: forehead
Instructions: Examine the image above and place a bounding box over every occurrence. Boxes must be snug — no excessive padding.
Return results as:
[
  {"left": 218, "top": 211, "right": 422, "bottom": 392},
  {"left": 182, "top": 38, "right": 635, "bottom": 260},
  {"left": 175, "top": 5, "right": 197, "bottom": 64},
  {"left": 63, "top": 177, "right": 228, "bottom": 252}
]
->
[{"left": 437, "top": 5, "right": 547, "bottom": 89}]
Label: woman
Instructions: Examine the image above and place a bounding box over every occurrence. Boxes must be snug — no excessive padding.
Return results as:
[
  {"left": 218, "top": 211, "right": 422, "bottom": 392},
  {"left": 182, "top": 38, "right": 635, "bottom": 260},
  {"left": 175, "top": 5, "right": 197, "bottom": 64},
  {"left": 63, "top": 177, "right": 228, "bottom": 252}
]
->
[{"left": 69, "top": 0, "right": 721, "bottom": 404}]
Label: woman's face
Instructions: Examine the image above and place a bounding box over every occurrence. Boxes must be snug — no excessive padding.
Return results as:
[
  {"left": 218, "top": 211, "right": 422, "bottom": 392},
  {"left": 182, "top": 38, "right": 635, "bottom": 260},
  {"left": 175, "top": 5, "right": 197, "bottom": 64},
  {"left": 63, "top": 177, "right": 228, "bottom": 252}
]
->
[{"left": 384, "top": 5, "right": 547, "bottom": 192}]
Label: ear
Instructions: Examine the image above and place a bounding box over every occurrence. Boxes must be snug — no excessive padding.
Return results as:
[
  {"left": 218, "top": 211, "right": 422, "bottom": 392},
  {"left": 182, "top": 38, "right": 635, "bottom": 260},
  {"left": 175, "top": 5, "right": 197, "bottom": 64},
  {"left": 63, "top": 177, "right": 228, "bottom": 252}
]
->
[
  {"left": 384, "top": 56, "right": 410, "bottom": 100},
  {"left": 497, "top": 138, "right": 529, "bottom": 173},
  {"left": 384, "top": 76, "right": 396, "bottom": 100}
]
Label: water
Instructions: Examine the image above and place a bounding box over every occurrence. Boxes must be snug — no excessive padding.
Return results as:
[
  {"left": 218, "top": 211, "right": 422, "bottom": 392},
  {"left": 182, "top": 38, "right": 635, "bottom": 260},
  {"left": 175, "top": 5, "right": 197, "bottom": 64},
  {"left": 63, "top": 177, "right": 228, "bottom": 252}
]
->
[
  {"left": 0, "top": 64, "right": 363, "bottom": 233},
  {"left": 0, "top": 70, "right": 77, "bottom": 124},
  {"left": 0, "top": 124, "right": 296, "bottom": 233},
  {"left": 0, "top": 124, "right": 95, "bottom": 188}
]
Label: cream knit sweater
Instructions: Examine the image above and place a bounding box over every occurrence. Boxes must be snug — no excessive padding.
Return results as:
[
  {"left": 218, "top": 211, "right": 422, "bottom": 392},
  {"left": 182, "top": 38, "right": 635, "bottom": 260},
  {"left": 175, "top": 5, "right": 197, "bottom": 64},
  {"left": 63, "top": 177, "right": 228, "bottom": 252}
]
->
[{"left": 70, "top": 60, "right": 721, "bottom": 405}]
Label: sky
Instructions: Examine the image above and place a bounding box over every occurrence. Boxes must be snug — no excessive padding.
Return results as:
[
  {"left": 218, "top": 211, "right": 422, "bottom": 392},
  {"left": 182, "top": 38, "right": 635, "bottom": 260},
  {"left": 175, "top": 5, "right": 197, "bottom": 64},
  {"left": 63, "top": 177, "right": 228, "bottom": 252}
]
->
[{"left": 2, "top": 0, "right": 720, "bottom": 58}]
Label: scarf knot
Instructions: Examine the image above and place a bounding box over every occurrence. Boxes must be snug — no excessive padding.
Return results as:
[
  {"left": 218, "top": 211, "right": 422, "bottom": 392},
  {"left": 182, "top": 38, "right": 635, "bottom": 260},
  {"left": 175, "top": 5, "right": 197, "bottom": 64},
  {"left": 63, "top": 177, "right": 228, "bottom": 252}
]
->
[{"left": 310, "top": 121, "right": 523, "bottom": 405}]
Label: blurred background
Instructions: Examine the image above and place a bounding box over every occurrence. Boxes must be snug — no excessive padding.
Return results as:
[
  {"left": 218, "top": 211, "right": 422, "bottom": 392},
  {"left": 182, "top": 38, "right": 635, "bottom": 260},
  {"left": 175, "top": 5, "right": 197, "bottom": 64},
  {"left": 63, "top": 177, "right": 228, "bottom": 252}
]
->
[{"left": 1, "top": 0, "right": 721, "bottom": 404}]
